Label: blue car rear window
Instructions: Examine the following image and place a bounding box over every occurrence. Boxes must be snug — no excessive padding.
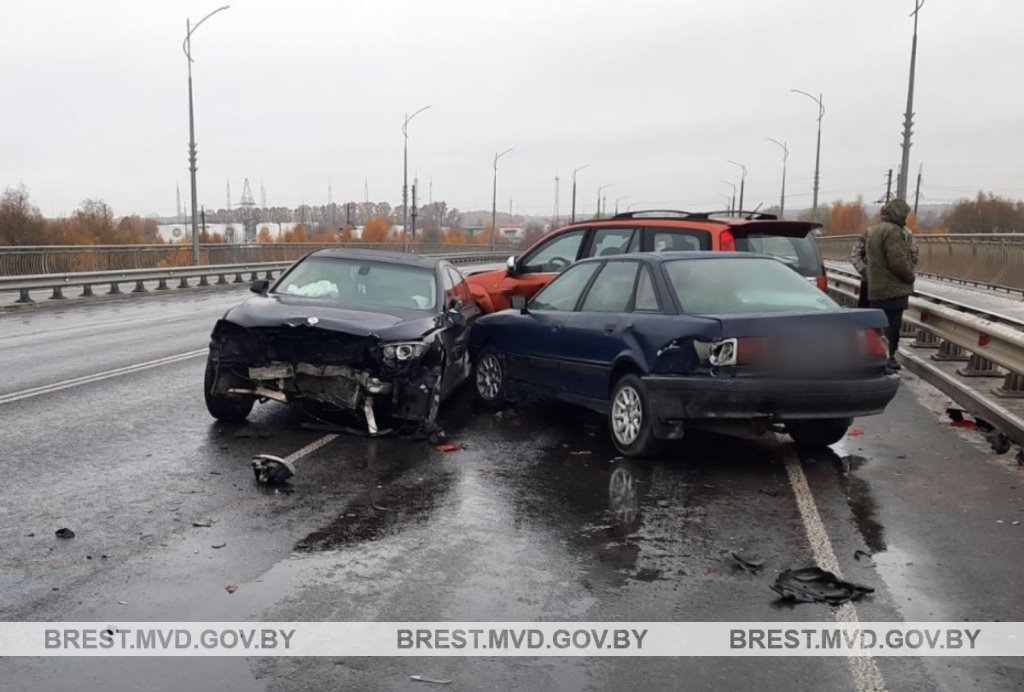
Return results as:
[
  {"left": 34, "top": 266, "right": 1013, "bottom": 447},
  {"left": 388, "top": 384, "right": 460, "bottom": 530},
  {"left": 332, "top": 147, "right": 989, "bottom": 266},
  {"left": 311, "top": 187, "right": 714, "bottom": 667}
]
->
[{"left": 664, "top": 258, "right": 838, "bottom": 314}]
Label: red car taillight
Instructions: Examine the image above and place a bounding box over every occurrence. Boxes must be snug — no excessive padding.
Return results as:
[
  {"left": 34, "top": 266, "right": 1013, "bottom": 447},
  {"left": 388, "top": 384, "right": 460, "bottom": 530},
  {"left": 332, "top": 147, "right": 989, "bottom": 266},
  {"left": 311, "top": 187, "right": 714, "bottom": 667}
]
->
[
  {"left": 816, "top": 275, "right": 828, "bottom": 292},
  {"left": 860, "top": 329, "right": 888, "bottom": 357},
  {"left": 720, "top": 229, "right": 736, "bottom": 251}
]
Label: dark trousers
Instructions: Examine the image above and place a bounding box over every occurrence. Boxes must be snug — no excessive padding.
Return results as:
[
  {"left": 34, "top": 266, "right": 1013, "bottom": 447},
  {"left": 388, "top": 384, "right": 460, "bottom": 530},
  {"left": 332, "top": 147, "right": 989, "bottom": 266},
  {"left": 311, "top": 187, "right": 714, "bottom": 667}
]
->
[{"left": 880, "top": 308, "right": 904, "bottom": 358}]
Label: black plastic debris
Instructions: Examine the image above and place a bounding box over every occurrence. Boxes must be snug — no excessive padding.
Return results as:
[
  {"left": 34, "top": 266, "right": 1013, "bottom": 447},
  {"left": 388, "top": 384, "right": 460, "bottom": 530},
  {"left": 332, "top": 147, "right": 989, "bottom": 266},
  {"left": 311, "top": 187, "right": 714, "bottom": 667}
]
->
[
  {"left": 985, "top": 429, "right": 1011, "bottom": 454},
  {"left": 946, "top": 407, "right": 966, "bottom": 422},
  {"left": 732, "top": 551, "right": 766, "bottom": 573},
  {"left": 252, "top": 454, "right": 295, "bottom": 484},
  {"left": 770, "top": 567, "right": 874, "bottom": 605},
  {"left": 54, "top": 528, "right": 75, "bottom": 539},
  {"left": 853, "top": 549, "right": 873, "bottom": 561}
]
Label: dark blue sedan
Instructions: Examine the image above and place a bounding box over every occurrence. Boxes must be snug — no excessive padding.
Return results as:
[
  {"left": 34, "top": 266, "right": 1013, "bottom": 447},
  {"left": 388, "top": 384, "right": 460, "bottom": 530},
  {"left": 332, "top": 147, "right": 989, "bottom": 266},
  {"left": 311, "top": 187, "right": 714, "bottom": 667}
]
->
[{"left": 469, "top": 252, "right": 900, "bottom": 457}]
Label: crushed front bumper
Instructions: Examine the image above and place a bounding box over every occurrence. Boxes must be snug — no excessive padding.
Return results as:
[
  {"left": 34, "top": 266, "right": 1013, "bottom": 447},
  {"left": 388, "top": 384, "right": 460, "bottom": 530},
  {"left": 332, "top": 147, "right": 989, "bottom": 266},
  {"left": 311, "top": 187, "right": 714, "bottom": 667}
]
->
[{"left": 643, "top": 373, "right": 901, "bottom": 439}]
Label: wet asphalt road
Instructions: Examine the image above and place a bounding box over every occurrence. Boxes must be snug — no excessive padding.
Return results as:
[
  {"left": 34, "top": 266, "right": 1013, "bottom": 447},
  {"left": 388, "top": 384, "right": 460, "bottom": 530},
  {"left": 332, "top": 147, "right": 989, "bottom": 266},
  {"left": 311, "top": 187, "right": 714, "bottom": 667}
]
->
[{"left": 1, "top": 290, "right": 1023, "bottom": 692}]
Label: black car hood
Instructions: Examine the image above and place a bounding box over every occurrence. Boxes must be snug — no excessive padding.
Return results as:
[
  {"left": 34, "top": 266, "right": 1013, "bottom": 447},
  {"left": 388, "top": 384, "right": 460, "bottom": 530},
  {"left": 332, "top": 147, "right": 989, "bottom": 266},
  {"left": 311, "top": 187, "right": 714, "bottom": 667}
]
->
[{"left": 221, "top": 293, "right": 441, "bottom": 341}]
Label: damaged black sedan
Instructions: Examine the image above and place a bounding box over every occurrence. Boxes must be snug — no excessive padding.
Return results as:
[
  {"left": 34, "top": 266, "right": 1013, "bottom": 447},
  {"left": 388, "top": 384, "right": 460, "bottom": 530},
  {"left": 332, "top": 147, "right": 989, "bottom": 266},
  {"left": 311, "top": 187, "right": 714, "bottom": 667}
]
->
[{"left": 204, "top": 249, "right": 479, "bottom": 435}]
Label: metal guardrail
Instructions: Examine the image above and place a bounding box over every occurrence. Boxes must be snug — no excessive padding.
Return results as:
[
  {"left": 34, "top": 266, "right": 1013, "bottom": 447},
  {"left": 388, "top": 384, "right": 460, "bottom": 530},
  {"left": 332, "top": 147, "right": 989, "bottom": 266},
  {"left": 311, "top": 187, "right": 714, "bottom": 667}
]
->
[
  {"left": 818, "top": 234, "right": 1024, "bottom": 292},
  {"left": 0, "top": 243, "right": 516, "bottom": 277},
  {"left": 826, "top": 265, "right": 1024, "bottom": 449},
  {"left": 0, "top": 251, "right": 509, "bottom": 304}
]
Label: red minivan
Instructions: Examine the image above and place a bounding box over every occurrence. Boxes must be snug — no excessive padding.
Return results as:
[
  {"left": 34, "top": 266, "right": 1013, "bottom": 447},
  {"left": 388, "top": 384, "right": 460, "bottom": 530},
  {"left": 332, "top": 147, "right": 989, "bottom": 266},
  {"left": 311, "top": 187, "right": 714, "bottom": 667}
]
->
[{"left": 467, "top": 210, "right": 827, "bottom": 313}]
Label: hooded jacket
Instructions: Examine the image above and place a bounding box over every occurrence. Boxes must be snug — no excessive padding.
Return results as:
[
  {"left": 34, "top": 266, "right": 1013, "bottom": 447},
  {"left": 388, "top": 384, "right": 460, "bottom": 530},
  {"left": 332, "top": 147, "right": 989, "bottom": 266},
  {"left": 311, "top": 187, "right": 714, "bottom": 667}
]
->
[{"left": 865, "top": 199, "right": 916, "bottom": 302}]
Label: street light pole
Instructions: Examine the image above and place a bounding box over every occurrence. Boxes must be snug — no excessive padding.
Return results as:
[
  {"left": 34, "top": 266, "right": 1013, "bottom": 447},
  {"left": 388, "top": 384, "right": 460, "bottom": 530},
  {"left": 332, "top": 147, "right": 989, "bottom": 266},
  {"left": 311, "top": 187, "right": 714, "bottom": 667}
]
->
[
  {"left": 898, "top": 0, "right": 925, "bottom": 201},
  {"left": 766, "top": 138, "right": 788, "bottom": 217},
  {"left": 402, "top": 105, "right": 431, "bottom": 252},
  {"left": 596, "top": 184, "right": 611, "bottom": 219},
  {"left": 720, "top": 180, "right": 736, "bottom": 215},
  {"left": 183, "top": 4, "right": 230, "bottom": 266},
  {"left": 614, "top": 197, "right": 627, "bottom": 215},
  {"left": 792, "top": 89, "right": 825, "bottom": 217},
  {"left": 727, "top": 161, "right": 746, "bottom": 213},
  {"left": 571, "top": 164, "right": 590, "bottom": 223},
  {"left": 491, "top": 147, "right": 514, "bottom": 251}
]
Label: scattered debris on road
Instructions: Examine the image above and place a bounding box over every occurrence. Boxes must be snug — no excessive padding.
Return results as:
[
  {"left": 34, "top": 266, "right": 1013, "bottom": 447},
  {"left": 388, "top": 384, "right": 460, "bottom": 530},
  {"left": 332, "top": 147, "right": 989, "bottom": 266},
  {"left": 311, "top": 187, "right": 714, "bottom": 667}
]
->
[
  {"left": 191, "top": 520, "right": 212, "bottom": 528},
  {"left": 434, "top": 443, "right": 462, "bottom": 453},
  {"left": 732, "top": 551, "right": 766, "bottom": 573},
  {"left": 847, "top": 427, "right": 864, "bottom": 437},
  {"left": 854, "top": 549, "right": 873, "bottom": 561},
  {"left": 410, "top": 674, "right": 452, "bottom": 685},
  {"left": 54, "top": 528, "right": 75, "bottom": 539},
  {"left": 211, "top": 543, "right": 227, "bottom": 549},
  {"left": 225, "top": 585, "right": 238, "bottom": 594},
  {"left": 569, "top": 449, "right": 592, "bottom": 456},
  {"left": 252, "top": 454, "right": 295, "bottom": 484},
  {"left": 770, "top": 567, "right": 874, "bottom": 605}
]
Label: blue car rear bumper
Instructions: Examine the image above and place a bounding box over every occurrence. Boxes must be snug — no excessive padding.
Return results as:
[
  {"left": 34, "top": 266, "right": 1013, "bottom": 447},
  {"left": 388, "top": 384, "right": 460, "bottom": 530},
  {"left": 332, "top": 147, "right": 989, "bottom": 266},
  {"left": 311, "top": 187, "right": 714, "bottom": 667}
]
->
[{"left": 642, "top": 373, "right": 900, "bottom": 438}]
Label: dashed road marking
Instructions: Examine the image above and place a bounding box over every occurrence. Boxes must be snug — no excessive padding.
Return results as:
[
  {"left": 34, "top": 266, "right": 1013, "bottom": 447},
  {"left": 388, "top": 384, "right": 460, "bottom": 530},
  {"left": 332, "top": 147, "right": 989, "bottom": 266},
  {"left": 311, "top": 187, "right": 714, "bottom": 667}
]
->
[
  {"left": 785, "top": 454, "right": 888, "bottom": 692},
  {"left": 0, "top": 349, "right": 207, "bottom": 406}
]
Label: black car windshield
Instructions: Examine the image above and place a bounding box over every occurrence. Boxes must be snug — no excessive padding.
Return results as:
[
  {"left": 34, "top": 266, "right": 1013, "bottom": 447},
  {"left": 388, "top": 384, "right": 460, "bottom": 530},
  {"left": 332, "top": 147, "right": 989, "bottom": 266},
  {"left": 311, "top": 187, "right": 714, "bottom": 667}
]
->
[
  {"left": 273, "top": 256, "right": 437, "bottom": 312},
  {"left": 664, "top": 257, "right": 838, "bottom": 314},
  {"left": 733, "top": 231, "right": 822, "bottom": 278}
]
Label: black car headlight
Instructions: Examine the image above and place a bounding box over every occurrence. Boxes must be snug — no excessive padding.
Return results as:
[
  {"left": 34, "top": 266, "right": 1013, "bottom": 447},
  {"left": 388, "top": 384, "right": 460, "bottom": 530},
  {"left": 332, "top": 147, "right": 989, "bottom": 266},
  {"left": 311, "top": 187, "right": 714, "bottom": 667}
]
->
[{"left": 380, "top": 341, "right": 430, "bottom": 362}]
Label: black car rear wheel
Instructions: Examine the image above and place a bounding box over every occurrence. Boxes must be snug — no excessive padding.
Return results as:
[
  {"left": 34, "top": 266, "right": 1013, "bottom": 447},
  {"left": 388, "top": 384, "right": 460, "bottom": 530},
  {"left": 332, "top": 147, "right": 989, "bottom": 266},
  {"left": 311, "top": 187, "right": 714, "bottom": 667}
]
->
[
  {"left": 473, "top": 346, "right": 507, "bottom": 409},
  {"left": 609, "top": 374, "right": 664, "bottom": 458},
  {"left": 204, "top": 355, "right": 255, "bottom": 422},
  {"left": 787, "top": 418, "right": 852, "bottom": 448}
]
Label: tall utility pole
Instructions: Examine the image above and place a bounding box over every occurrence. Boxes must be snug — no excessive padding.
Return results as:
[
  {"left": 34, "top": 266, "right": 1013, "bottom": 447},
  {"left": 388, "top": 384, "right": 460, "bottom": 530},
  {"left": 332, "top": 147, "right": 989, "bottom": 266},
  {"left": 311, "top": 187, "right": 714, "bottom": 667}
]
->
[
  {"left": 402, "top": 105, "right": 431, "bottom": 251},
  {"left": 914, "top": 164, "right": 923, "bottom": 216},
  {"left": 176, "top": 184, "right": 182, "bottom": 222},
  {"left": 727, "top": 161, "right": 746, "bottom": 212},
  {"left": 792, "top": 89, "right": 825, "bottom": 217},
  {"left": 410, "top": 183, "right": 418, "bottom": 244},
  {"left": 183, "top": 5, "right": 230, "bottom": 265},
  {"left": 898, "top": 1, "right": 925, "bottom": 200},
  {"left": 767, "top": 138, "right": 788, "bottom": 217},
  {"left": 226, "top": 179, "right": 231, "bottom": 211},
  {"left": 260, "top": 182, "right": 266, "bottom": 210},
  {"left": 491, "top": 147, "right": 514, "bottom": 250},
  {"left": 721, "top": 180, "right": 736, "bottom": 215},
  {"left": 571, "top": 164, "right": 590, "bottom": 223},
  {"left": 553, "top": 172, "right": 560, "bottom": 226},
  {"left": 596, "top": 184, "right": 611, "bottom": 219},
  {"left": 885, "top": 168, "right": 894, "bottom": 202}
]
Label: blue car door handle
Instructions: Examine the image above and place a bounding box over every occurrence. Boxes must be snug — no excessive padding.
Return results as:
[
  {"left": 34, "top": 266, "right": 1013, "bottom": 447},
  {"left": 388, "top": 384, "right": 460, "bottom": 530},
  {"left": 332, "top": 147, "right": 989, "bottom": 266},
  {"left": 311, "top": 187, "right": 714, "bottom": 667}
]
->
[{"left": 603, "top": 323, "right": 616, "bottom": 334}]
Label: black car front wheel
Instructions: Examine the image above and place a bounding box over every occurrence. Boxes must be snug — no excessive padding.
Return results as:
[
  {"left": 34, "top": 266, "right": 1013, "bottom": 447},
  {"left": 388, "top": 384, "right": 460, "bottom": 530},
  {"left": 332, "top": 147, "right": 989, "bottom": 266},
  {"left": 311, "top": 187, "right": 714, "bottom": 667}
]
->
[
  {"left": 204, "top": 355, "right": 255, "bottom": 422},
  {"left": 608, "top": 374, "right": 664, "bottom": 458},
  {"left": 473, "top": 346, "right": 507, "bottom": 410},
  {"left": 786, "top": 418, "right": 852, "bottom": 448}
]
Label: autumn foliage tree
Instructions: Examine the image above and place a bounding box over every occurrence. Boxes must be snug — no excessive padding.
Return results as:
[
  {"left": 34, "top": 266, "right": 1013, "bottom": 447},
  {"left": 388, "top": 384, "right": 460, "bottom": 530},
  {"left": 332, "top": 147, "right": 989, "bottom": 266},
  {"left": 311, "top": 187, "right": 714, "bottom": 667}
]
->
[
  {"left": 362, "top": 215, "right": 391, "bottom": 243},
  {"left": 257, "top": 227, "right": 273, "bottom": 243},
  {"left": 942, "top": 192, "right": 1024, "bottom": 234},
  {"left": 441, "top": 226, "right": 467, "bottom": 244},
  {"left": 824, "top": 198, "right": 869, "bottom": 236}
]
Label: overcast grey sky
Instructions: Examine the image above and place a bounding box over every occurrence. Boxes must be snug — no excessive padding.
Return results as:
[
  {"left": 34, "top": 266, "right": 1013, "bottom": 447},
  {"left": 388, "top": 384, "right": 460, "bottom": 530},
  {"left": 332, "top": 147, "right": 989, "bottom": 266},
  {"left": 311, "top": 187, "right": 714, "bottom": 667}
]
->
[{"left": 2, "top": 0, "right": 1022, "bottom": 218}]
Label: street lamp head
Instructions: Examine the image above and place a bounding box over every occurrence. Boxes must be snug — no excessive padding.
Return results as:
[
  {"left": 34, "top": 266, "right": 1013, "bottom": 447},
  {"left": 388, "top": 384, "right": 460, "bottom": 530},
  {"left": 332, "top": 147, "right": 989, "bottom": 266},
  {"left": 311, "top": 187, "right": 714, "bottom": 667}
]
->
[
  {"left": 402, "top": 105, "right": 432, "bottom": 137},
  {"left": 727, "top": 160, "right": 747, "bottom": 178},
  {"left": 766, "top": 137, "right": 788, "bottom": 159},
  {"left": 183, "top": 5, "right": 231, "bottom": 60},
  {"left": 494, "top": 147, "right": 515, "bottom": 168},
  {"left": 572, "top": 164, "right": 591, "bottom": 181},
  {"left": 791, "top": 89, "right": 825, "bottom": 119},
  {"left": 720, "top": 179, "right": 736, "bottom": 191}
]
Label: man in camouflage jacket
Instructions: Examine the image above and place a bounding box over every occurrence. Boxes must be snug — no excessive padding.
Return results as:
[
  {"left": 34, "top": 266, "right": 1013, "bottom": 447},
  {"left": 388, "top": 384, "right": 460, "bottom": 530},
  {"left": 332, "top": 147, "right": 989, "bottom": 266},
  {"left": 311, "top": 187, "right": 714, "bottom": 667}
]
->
[{"left": 852, "top": 198, "right": 918, "bottom": 370}]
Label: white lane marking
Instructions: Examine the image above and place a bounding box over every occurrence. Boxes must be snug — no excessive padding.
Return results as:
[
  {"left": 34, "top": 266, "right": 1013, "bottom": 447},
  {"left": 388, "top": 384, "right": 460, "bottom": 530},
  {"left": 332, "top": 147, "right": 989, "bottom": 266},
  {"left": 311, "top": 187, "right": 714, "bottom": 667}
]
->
[
  {"left": 0, "top": 349, "right": 208, "bottom": 406},
  {"left": 283, "top": 434, "right": 340, "bottom": 465},
  {"left": 785, "top": 455, "right": 888, "bottom": 692}
]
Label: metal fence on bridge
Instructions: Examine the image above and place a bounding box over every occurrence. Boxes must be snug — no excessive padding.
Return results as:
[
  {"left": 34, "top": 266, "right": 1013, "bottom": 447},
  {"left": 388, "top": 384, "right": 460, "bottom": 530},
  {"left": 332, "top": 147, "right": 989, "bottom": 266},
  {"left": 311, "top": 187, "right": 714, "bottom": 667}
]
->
[
  {"left": 0, "top": 243, "right": 517, "bottom": 277},
  {"left": 817, "top": 234, "right": 1024, "bottom": 292}
]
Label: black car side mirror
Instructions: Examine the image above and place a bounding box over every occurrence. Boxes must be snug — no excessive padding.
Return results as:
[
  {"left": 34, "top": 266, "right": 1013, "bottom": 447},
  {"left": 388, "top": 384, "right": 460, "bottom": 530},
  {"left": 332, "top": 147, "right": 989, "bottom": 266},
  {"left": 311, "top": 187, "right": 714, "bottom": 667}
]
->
[
  {"left": 250, "top": 279, "right": 270, "bottom": 295},
  {"left": 448, "top": 296, "right": 464, "bottom": 312},
  {"left": 510, "top": 294, "right": 529, "bottom": 314}
]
